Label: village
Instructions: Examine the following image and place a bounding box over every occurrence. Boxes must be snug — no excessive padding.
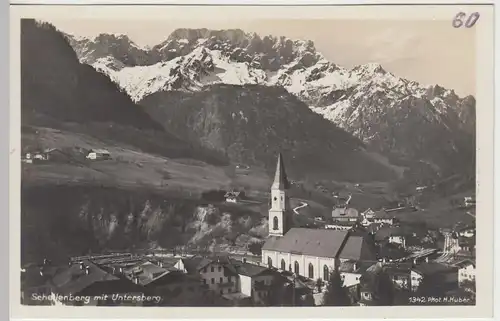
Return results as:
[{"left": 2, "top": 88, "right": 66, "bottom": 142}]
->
[{"left": 20, "top": 153, "right": 476, "bottom": 307}]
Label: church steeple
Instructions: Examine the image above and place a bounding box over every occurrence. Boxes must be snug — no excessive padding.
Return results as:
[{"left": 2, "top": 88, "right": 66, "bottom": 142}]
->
[
  {"left": 272, "top": 153, "right": 290, "bottom": 190},
  {"left": 268, "top": 153, "right": 292, "bottom": 237}
]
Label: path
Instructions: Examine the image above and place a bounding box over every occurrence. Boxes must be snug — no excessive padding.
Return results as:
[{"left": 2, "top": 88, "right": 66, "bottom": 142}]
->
[{"left": 293, "top": 202, "right": 308, "bottom": 215}]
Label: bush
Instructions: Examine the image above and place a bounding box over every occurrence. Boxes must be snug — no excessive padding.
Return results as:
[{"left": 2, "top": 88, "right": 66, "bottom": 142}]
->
[{"left": 248, "top": 240, "right": 264, "bottom": 256}]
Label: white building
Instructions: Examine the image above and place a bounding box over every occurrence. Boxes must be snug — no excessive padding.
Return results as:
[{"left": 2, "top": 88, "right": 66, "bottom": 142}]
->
[
  {"left": 86, "top": 149, "right": 111, "bottom": 160},
  {"left": 455, "top": 260, "right": 475, "bottom": 286},
  {"left": 262, "top": 153, "right": 376, "bottom": 282}
]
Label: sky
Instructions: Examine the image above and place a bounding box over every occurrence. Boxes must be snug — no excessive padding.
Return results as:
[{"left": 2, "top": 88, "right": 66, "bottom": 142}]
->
[{"left": 50, "top": 19, "right": 476, "bottom": 97}]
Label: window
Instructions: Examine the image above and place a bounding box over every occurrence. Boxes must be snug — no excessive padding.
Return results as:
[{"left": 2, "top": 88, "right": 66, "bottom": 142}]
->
[
  {"left": 323, "top": 265, "right": 329, "bottom": 281},
  {"left": 211, "top": 278, "right": 215, "bottom": 284},
  {"left": 220, "top": 277, "right": 223, "bottom": 283},
  {"left": 203, "top": 267, "right": 207, "bottom": 273},
  {"left": 273, "top": 217, "right": 279, "bottom": 230},
  {"left": 218, "top": 266, "right": 222, "bottom": 272},
  {"left": 267, "top": 257, "right": 273, "bottom": 268},
  {"left": 289, "top": 264, "right": 292, "bottom": 272},
  {"left": 294, "top": 261, "right": 299, "bottom": 274},
  {"left": 211, "top": 266, "right": 214, "bottom": 272},
  {"left": 281, "top": 259, "right": 286, "bottom": 271},
  {"left": 274, "top": 197, "right": 277, "bottom": 201},
  {"left": 228, "top": 276, "right": 232, "bottom": 282},
  {"left": 203, "top": 279, "right": 207, "bottom": 285},
  {"left": 308, "top": 263, "right": 314, "bottom": 279}
]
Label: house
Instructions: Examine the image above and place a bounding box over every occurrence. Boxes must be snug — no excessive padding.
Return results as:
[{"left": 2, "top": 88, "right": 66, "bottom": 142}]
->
[
  {"left": 371, "top": 211, "right": 397, "bottom": 225},
  {"left": 121, "top": 261, "right": 204, "bottom": 306},
  {"left": 383, "top": 262, "right": 413, "bottom": 291},
  {"left": 358, "top": 262, "right": 384, "bottom": 306},
  {"left": 224, "top": 260, "right": 278, "bottom": 306},
  {"left": 374, "top": 226, "right": 406, "bottom": 248},
  {"left": 86, "top": 149, "right": 111, "bottom": 160},
  {"left": 411, "top": 262, "right": 458, "bottom": 293},
  {"left": 362, "top": 208, "right": 376, "bottom": 220},
  {"left": 454, "top": 259, "right": 475, "bottom": 285},
  {"left": 338, "top": 260, "right": 366, "bottom": 288},
  {"left": 175, "top": 256, "right": 239, "bottom": 295},
  {"left": 47, "top": 260, "right": 144, "bottom": 306},
  {"left": 224, "top": 191, "right": 242, "bottom": 203},
  {"left": 457, "top": 226, "right": 475, "bottom": 238},
  {"left": 388, "top": 234, "right": 406, "bottom": 248}
]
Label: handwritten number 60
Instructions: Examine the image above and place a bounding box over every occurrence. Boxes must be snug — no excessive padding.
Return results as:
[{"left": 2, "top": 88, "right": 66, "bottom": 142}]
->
[{"left": 453, "top": 12, "right": 480, "bottom": 28}]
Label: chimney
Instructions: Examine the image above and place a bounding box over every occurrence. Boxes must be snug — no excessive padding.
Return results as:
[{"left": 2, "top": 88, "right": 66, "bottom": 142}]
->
[
  {"left": 119, "top": 267, "right": 123, "bottom": 273},
  {"left": 85, "top": 266, "right": 90, "bottom": 275},
  {"left": 134, "top": 277, "right": 139, "bottom": 284},
  {"left": 382, "top": 257, "right": 386, "bottom": 264},
  {"left": 425, "top": 257, "right": 429, "bottom": 263},
  {"left": 353, "top": 262, "right": 358, "bottom": 271},
  {"left": 79, "top": 262, "right": 85, "bottom": 270}
]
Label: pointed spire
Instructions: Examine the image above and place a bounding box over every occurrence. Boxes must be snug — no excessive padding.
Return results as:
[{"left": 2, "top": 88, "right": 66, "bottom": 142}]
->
[{"left": 272, "top": 153, "right": 290, "bottom": 190}]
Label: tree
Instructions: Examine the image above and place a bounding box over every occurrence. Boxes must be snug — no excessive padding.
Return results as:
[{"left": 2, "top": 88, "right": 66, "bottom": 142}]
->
[
  {"left": 266, "top": 278, "right": 293, "bottom": 306},
  {"left": 248, "top": 241, "right": 264, "bottom": 256},
  {"left": 321, "top": 270, "right": 351, "bottom": 306},
  {"left": 373, "top": 271, "right": 395, "bottom": 305},
  {"left": 416, "top": 274, "right": 446, "bottom": 304}
]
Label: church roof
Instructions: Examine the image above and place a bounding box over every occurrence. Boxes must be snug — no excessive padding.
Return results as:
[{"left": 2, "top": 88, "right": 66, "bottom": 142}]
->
[
  {"left": 263, "top": 228, "right": 377, "bottom": 261},
  {"left": 272, "top": 153, "right": 290, "bottom": 190},
  {"left": 262, "top": 228, "right": 348, "bottom": 258}
]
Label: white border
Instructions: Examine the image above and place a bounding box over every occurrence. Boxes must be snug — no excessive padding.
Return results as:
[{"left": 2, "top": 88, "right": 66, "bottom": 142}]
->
[{"left": 8, "top": 2, "right": 496, "bottom": 320}]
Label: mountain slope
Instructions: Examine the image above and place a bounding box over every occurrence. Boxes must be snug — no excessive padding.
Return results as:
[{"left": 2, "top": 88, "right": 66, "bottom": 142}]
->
[
  {"left": 140, "top": 84, "right": 397, "bottom": 182},
  {"left": 21, "top": 20, "right": 228, "bottom": 166},
  {"left": 66, "top": 28, "right": 476, "bottom": 179}
]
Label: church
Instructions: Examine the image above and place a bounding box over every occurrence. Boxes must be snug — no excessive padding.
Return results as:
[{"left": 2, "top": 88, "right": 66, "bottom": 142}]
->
[{"left": 261, "top": 153, "right": 377, "bottom": 281}]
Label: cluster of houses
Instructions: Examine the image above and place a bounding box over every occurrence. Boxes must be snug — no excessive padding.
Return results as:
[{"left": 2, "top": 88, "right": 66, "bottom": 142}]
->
[
  {"left": 21, "top": 253, "right": 294, "bottom": 307},
  {"left": 260, "top": 153, "right": 476, "bottom": 305}
]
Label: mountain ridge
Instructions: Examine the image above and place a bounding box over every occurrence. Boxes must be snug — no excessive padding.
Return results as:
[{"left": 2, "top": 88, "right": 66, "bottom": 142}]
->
[{"left": 64, "top": 27, "right": 476, "bottom": 179}]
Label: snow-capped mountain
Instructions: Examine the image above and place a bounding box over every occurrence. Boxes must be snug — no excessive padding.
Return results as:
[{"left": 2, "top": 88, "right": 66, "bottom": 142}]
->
[{"left": 65, "top": 28, "right": 476, "bottom": 178}]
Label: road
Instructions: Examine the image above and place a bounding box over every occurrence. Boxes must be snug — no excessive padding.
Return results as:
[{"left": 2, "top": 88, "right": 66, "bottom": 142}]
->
[{"left": 293, "top": 202, "right": 308, "bottom": 215}]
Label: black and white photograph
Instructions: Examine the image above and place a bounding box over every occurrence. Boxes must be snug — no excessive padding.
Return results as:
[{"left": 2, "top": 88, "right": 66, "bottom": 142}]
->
[{"left": 10, "top": 3, "right": 494, "bottom": 317}]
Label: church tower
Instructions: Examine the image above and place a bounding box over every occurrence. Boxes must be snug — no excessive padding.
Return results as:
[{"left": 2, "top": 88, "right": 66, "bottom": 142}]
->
[{"left": 268, "top": 153, "right": 292, "bottom": 237}]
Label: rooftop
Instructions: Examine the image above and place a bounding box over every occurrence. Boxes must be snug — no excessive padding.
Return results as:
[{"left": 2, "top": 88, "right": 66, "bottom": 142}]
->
[
  {"left": 50, "top": 261, "right": 123, "bottom": 296},
  {"left": 263, "top": 228, "right": 348, "bottom": 258},
  {"left": 412, "top": 262, "right": 457, "bottom": 276},
  {"left": 263, "top": 228, "right": 376, "bottom": 261}
]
